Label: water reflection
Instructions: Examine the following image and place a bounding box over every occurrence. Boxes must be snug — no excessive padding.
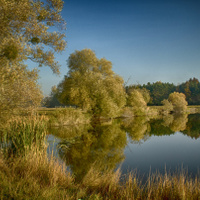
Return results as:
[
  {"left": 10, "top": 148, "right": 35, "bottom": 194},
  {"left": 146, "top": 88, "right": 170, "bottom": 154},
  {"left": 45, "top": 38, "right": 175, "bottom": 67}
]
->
[
  {"left": 183, "top": 114, "right": 200, "bottom": 139},
  {"left": 57, "top": 121, "right": 127, "bottom": 181},
  {"left": 168, "top": 114, "right": 188, "bottom": 132},
  {"left": 122, "top": 116, "right": 150, "bottom": 143},
  {"left": 49, "top": 114, "right": 200, "bottom": 180}
]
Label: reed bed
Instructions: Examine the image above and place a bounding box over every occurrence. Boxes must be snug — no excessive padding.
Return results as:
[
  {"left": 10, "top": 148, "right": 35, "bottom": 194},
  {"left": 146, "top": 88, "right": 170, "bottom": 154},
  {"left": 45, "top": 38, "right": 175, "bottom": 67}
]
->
[{"left": 2, "top": 116, "right": 47, "bottom": 156}]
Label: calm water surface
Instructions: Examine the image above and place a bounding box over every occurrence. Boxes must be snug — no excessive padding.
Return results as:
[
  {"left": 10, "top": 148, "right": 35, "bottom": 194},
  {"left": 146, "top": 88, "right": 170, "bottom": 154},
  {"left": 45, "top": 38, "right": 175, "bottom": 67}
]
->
[{"left": 47, "top": 114, "right": 200, "bottom": 180}]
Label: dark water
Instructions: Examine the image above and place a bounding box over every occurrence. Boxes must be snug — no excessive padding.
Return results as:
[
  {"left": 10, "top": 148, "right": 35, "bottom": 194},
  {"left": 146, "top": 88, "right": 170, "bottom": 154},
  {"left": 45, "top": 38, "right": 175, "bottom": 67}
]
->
[{"left": 47, "top": 114, "right": 200, "bottom": 180}]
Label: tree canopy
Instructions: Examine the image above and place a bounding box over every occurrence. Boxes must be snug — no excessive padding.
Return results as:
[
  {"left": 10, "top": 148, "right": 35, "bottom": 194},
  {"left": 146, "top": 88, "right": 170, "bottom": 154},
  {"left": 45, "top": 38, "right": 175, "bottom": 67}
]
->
[
  {"left": 0, "top": 0, "right": 66, "bottom": 116},
  {"left": 0, "top": 0, "right": 66, "bottom": 73},
  {"left": 127, "top": 88, "right": 150, "bottom": 116},
  {"left": 126, "top": 78, "right": 200, "bottom": 106},
  {"left": 57, "top": 49, "right": 126, "bottom": 118},
  {"left": 168, "top": 92, "right": 188, "bottom": 113}
]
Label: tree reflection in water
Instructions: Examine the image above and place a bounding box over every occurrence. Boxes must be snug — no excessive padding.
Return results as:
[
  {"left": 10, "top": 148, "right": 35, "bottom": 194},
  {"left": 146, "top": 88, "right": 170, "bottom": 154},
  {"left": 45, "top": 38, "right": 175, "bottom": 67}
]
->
[
  {"left": 183, "top": 114, "right": 200, "bottom": 139},
  {"left": 122, "top": 116, "right": 150, "bottom": 143},
  {"left": 58, "top": 120, "right": 127, "bottom": 181},
  {"left": 54, "top": 114, "right": 200, "bottom": 182}
]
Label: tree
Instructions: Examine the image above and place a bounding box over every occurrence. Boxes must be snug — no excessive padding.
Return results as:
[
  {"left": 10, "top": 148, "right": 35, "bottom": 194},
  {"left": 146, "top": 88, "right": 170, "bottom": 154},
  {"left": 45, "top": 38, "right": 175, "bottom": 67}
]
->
[
  {"left": 42, "top": 86, "right": 63, "bottom": 108},
  {"left": 177, "top": 78, "right": 200, "bottom": 105},
  {"left": 57, "top": 49, "right": 126, "bottom": 118},
  {"left": 161, "top": 99, "right": 173, "bottom": 114},
  {"left": 127, "top": 88, "right": 150, "bottom": 116},
  {"left": 0, "top": 62, "right": 42, "bottom": 116},
  {"left": 0, "top": 0, "right": 66, "bottom": 116},
  {"left": 168, "top": 92, "right": 188, "bottom": 113},
  {"left": 0, "top": 0, "right": 66, "bottom": 73}
]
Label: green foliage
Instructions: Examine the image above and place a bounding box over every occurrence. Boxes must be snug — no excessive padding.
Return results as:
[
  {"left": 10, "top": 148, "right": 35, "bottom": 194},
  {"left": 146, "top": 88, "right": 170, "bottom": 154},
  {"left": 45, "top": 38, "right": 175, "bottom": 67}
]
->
[
  {"left": 0, "top": 0, "right": 66, "bottom": 116},
  {"left": 127, "top": 81, "right": 176, "bottom": 105},
  {"left": 58, "top": 121, "right": 127, "bottom": 182},
  {"left": 57, "top": 49, "right": 126, "bottom": 118},
  {"left": 0, "top": 63, "right": 43, "bottom": 117},
  {"left": 2, "top": 43, "right": 18, "bottom": 60},
  {"left": 177, "top": 78, "right": 200, "bottom": 105},
  {"left": 0, "top": 0, "right": 66, "bottom": 73},
  {"left": 122, "top": 117, "right": 150, "bottom": 142},
  {"left": 161, "top": 99, "right": 173, "bottom": 114},
  {"left": 127, "top": 88, "right": 150, "bottom": 116},
  {"left": 168, "top": 92, "right": 188, "bottom": 113},
  {"left": 2, "top": 116, "right": 47, "bottom": 156},
  {"left": 127, "top": 78, "right": 200, "bottom": 106},
  {"left": 42, "top": 86, "right": 63, "bottom": 108}
]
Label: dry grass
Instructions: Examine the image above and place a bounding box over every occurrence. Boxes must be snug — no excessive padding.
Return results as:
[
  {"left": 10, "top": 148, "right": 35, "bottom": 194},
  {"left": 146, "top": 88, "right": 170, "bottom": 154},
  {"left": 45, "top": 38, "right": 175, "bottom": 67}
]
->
[
  {"left": 0, "top": 149, "right": 76, "bottom": 200},
  {"left": 0, "top": 149, "right": 200, "bottom": 200},
  {"left": 39, "top": 107, "right": 91, "bottom": 126}
]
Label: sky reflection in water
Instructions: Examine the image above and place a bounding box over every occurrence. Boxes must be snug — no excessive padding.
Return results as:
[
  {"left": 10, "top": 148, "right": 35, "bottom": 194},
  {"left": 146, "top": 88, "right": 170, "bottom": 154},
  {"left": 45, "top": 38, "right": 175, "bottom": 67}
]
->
[{"left": 48, "top": 114, "right": 200, "bottom": 180}]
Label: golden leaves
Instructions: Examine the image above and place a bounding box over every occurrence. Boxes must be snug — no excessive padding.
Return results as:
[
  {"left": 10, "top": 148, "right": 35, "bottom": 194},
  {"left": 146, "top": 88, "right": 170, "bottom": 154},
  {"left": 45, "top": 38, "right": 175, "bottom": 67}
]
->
[{"left": 0, "top": 0, "right": 66, "bottom": 73}]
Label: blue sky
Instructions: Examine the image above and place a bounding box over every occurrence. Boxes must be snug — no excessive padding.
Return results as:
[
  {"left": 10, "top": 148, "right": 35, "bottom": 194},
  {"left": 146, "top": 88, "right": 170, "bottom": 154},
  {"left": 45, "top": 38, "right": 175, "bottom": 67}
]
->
[{"left": 37, "top": 0, "right": 200, "bottom": 95}]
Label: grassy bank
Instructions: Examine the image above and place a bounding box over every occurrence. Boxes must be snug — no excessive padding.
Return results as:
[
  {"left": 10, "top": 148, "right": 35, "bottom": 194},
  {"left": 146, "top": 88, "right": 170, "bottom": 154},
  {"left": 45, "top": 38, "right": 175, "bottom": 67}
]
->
[
  {"left": 38, "top": 107, "right": 91, "bottom": 126},
  {"left": 1, "top": 150, "right": 200, "bottom": 200}
]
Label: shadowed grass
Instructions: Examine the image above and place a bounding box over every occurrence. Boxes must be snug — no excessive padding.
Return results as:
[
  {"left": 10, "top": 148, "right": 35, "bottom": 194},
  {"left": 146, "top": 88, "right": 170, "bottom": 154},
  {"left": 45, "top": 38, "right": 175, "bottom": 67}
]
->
[
  {"left": 0, "top": 149, "right": 76, "bottom": 200},
  {"left": 0, "top": 149, "right": 200, "bottom": 199}
]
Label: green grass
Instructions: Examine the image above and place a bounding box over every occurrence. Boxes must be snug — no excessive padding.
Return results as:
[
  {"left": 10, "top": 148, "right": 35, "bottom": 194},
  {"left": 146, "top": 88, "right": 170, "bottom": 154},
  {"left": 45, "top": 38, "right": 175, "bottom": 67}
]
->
[{"left": 2, "top": 116, "right": 47, "bottom": 157}]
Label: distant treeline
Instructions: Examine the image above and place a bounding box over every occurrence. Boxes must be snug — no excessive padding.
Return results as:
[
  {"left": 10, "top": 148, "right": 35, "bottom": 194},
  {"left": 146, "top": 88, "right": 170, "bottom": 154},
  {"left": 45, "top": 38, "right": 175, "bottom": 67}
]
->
[
  {"left": 126, "top": 77, "right": 200, "bottom": 106},
  {"left": 44, "top": 77, "right": 200, "bottom": 108}
]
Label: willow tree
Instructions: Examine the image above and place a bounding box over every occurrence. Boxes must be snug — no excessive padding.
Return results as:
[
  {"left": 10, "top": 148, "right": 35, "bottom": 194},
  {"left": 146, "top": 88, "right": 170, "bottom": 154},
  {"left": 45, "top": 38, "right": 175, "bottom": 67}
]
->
[
  {"left": 168, "top": 92, "right": 188, "bottom": 113},
  {"left": 0, "top": 63, "right": 42, "bottom": 115},
  {"left": 0, "top": 0, "right": 66, "bottom": 116},
  {"left": 127, "top": 88, "right": 150, "bottom": 116},
  {"left": 0, "top": 0, "right": 66, "bottom": 72},
  {"left": 57, "top": 49, "right": 126, "bottom": 118}
]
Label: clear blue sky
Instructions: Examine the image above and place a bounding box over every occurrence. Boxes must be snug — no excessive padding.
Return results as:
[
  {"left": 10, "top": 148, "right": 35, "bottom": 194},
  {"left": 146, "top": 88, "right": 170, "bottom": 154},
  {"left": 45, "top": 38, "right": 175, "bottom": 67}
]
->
[{"left": 37, "top": 0, "right": 200, "bottom": 95}]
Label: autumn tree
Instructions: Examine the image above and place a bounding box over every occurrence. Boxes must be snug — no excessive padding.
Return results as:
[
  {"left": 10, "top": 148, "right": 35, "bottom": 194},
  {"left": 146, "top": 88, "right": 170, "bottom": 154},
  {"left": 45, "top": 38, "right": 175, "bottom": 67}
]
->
[
  {"left": 0, "top": 0, "right": 66, "bottom": 115},
  {"left": 57, "top": 49, "right": 126, "bottom": 118},
  {"left": 127, "top": 88, "right": 150, "bottom": 116},
  {"left": 168, "top": 92, "right": 188, "bottom": 113},
  {"left": 161, "top": 99, "right": 173, "bottom": 114},
  {"left": 0, "top": 63, "right": 42, "bottom": 114},
  {"left": 0, "top": 0, "right": 66, "bottom": 72}
]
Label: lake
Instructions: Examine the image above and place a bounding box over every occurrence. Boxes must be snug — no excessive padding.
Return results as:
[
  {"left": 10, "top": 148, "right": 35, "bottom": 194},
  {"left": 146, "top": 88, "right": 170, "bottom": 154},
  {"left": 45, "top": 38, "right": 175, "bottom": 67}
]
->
[{"left": 47, "top": 113, "right": 200, "bottom": 181}]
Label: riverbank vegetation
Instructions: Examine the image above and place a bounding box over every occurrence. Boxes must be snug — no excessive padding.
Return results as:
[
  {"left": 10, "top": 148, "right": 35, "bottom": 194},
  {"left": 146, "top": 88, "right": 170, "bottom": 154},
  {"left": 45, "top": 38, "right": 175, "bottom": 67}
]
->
[{"left": 1, "top": 147, "right": 200, "bottom": 199}]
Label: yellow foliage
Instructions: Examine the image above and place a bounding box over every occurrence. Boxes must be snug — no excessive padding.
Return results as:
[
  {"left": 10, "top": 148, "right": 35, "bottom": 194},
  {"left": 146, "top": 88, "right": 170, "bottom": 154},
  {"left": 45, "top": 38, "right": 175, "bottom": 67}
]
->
[{"left": 58, "top": 49, "right": 126, "bottom": 118}]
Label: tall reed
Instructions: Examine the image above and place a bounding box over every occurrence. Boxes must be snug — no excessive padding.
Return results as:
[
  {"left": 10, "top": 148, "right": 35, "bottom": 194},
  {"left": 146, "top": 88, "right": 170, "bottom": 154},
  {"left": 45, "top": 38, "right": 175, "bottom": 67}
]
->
[{"left": 3, "top": 116, "right": 47, "bottom": 156}]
